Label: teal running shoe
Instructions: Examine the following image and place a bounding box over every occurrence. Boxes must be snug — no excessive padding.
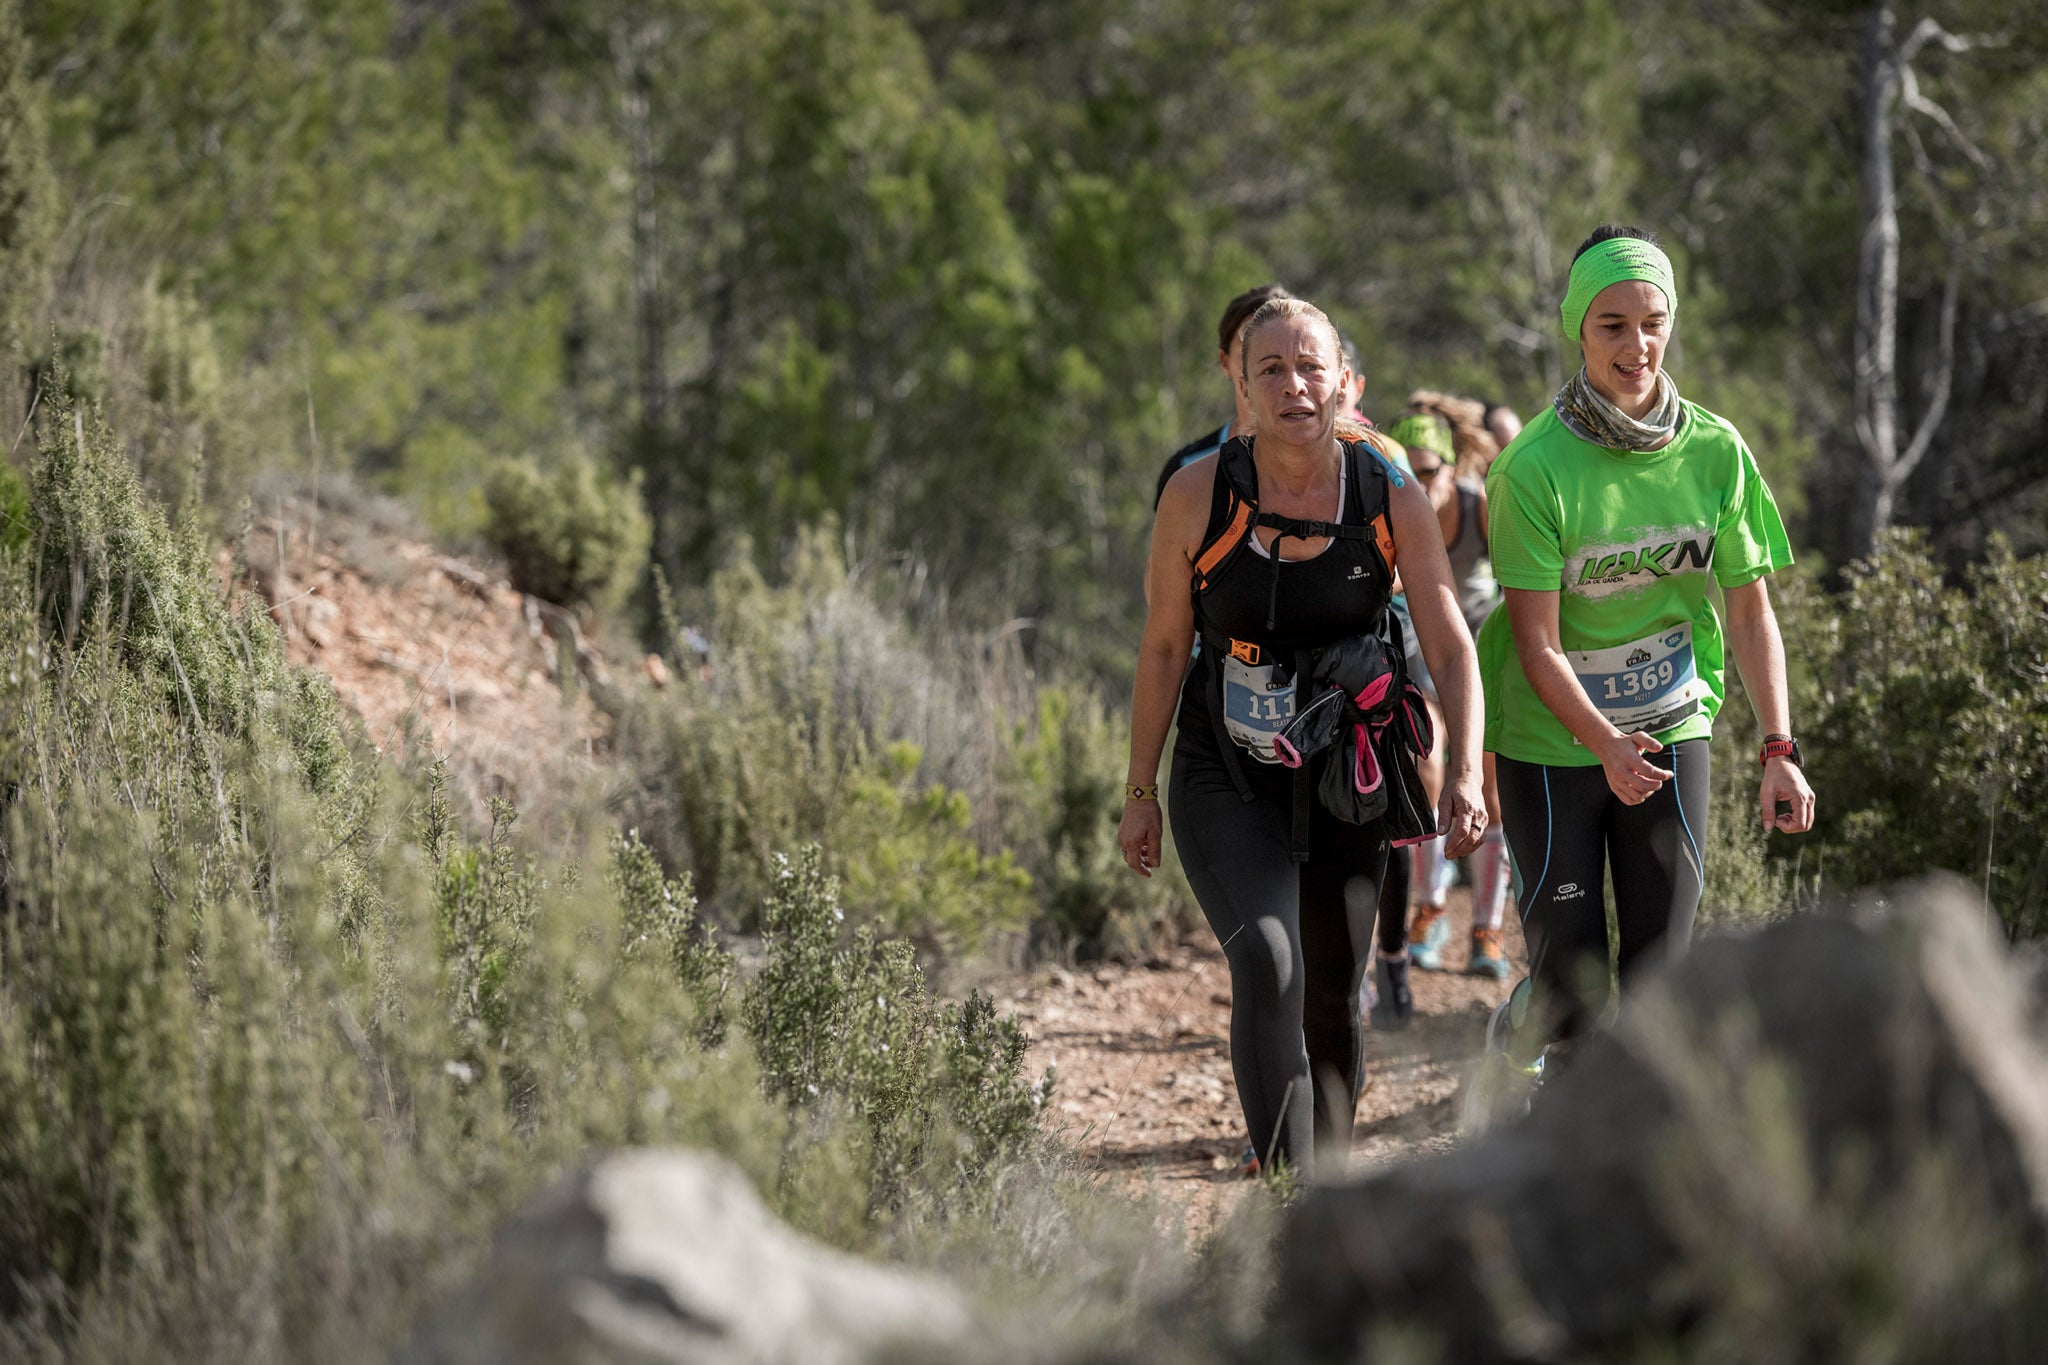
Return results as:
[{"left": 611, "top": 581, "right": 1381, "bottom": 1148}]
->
[
  {"left": 1466, "top": 928, "right": 1511, "bottom": 980},
  {"left": 1408, "top": 906, "right": 1453, "bottom": 971}
]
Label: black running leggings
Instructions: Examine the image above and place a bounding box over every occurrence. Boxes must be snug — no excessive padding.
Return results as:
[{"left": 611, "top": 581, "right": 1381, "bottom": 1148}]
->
[
  {"left": 1169, "top": 744, "right": 1388, "bottom": 1183},
  {"left": 1494, "top": 738, "right": 1709, "bottom": 1042},
  {"left": 1377, "top": 840, "right": 1410, "bottom": 954}
]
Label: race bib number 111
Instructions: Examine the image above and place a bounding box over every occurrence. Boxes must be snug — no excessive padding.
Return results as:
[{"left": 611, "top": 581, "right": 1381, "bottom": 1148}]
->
[{"left": 1222, "top": 654, "right": 1294, "bottom": 763}]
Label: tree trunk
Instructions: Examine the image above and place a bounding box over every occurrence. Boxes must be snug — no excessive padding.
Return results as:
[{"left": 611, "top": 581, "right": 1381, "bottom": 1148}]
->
[
  {"left": 1852, "top": 3, "right": 1902, "bottom": 557},
  {"left": 619, "top": 25, "right": 665, "bottom": 440},
  {"left": 1850, "top": 4, "right": 1968, "bottom": 559}
]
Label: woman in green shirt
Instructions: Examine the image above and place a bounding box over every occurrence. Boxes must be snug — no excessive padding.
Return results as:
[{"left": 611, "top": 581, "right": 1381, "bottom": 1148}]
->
[{"left": 1477, "top": 224, "right": 1815, "bottom": 1076}]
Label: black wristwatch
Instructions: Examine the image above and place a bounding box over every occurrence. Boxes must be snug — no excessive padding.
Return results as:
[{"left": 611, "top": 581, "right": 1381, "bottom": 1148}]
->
[{"left": 1759, "top": 734, "right": 1803, "bottom": 768}]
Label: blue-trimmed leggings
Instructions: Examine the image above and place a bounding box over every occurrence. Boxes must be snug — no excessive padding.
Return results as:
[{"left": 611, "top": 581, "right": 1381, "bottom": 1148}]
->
[{"left": 1494, "top": 738, "right": 1709, "bottom": 1041}]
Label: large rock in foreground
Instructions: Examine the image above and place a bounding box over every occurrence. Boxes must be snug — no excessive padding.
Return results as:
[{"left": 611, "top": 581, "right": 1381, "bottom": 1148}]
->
[
  {"left": 1271, "top": 878, "right": 2048, "bottom": 1362},
  {"left": 406, "top": 1149, "right": 972, "bottom": 1365}
]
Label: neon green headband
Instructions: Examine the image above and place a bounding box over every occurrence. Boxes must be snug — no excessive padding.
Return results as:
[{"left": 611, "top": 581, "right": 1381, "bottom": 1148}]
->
[
  {"left": 1560, "top": 237, "right": 1676, "bottom": 341},
  {"left": 1386, "top": 414, "right": 1454, "bottom": 462}
]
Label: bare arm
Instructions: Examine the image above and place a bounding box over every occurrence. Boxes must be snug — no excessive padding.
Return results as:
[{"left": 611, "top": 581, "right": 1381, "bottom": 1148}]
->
[
  {"left": 1503, "top": 587, "right": 1676, "bottom": 804},
  {"left": 1723, "top": 577, "right": 1815, "bottom": 832},
  {"left": 1118, "top": 461, "right": 1206, "bottom": 875},
  {"left": 1386, "top": 475, "right": 1486, "bottom": 855}
]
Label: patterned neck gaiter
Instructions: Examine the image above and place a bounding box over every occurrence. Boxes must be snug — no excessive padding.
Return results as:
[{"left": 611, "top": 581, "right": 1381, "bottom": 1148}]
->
[{"left": 1552, "top": 366, "right": 1682, "bottom": 452}]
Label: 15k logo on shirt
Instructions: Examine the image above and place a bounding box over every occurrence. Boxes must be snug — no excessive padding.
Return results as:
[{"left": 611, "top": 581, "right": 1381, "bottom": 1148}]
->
[{"left": 1570, "top": 528, "right": 1715, "bottom": 600}]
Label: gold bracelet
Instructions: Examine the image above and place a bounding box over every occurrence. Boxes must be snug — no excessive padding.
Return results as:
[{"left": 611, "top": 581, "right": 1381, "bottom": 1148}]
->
[{"left": 1125, "top": 783, "right": 1159, "bottom": 802}]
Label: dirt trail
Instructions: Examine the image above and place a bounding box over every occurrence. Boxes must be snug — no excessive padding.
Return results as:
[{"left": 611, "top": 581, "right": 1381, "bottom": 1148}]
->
[{"left": 994, "top": 888, "right": 1524, "bottom": 1233}]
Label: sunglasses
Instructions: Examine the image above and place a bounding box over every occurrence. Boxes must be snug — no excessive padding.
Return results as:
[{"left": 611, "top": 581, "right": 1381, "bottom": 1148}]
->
[{"left": 1410, "top": 461, "right": 1448, "bottom": 479}]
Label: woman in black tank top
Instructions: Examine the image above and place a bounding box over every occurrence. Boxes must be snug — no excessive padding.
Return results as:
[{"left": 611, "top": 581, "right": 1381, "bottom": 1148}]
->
[{"left": 1116, "top": 298, "right": 1487, "bottom": 1183}]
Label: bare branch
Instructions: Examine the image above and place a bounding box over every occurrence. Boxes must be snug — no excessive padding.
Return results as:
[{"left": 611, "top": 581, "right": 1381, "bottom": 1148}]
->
[
  {"left": 1853, "top": 410, "right": 1882, "bottom": 467},
  {"left": 1897, "top": 259, "right": 1963, "bottom": 478},
  {"left": 1901, "top": 116, "right": 1938, "bottom": 185},
  {"left": 1490, "top": 318, "right": 1550, "bottom": 355},
  {"left": 1899, "top": 63, "right": 1992, "bottom": 169},
  {"left": 1897, "top": 17, "right": 1981, "bottom": 64}
]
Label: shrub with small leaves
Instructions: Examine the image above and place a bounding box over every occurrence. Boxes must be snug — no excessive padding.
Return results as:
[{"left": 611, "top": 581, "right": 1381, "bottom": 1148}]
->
[
  {"left": 427, "top": 778, "right": 540, "bottom": 1040},
  {"left": 1787, "top": 532, "right": 2048, "bottom": 937},
  {"left": 743, "top": 847, "right": 1048, "bottom": 1215},
  {"left": 837, "top": 740, "right": 1034, "bottom": 957},
  {"left": 0, "top": 461, "right": 28, "bottom": 558},
  {"left": 481, "top": 452, "right": 651, "bottom": 610},
  {"left": 609, "top": 828, "right": 732, "bottom": 1040},
  {"left": 999, "top": 685, "right": 1184, "bottom": 954}
]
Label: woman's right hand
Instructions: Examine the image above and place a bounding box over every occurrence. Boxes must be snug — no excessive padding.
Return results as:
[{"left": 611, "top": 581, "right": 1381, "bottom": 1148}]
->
[
  {"left": 1118, "top": 799, "right": 1164, "bottom": 878},
  {"left": 1595, "top": 730, "right": 1672, "bottom": 805}
]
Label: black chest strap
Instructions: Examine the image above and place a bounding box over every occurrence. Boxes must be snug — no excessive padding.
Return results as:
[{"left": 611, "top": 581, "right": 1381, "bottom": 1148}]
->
[{"left": 1185, "top": 436, "right": 1402, "bottom": 859}]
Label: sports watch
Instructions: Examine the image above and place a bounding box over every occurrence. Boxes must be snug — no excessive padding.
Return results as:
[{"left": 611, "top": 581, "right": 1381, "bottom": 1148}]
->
[{"left": 1759, "top": 734, "right": 1803, "bottom": 768}]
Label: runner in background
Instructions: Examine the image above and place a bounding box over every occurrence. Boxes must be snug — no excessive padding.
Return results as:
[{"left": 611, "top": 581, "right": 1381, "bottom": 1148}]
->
[
  {"left": 1483, "top": 400, "right": 1523, "bottom": 453},
  {"left": 1386, "top": 401, "right": 1515, "bottom": 978},
  {"left": 1155, "top": 284, "right": 1294, "bottom": 507},
  {"left": 1480, "top": 224, "right": 1814, "bottom": 1088}
]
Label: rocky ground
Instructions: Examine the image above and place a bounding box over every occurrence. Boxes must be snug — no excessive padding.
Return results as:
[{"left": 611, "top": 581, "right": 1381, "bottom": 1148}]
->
[
  {"left": 234, "top": 494, "right": 617, "bottom": 825},
  {"left": 260, "top": 499, "right": 1521, "bottom": 1238}
]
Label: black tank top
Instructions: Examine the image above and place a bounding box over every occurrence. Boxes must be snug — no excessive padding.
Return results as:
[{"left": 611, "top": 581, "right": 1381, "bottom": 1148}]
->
[{"left": 1176, "top": 438, "right": 1396, "bottom": 754}]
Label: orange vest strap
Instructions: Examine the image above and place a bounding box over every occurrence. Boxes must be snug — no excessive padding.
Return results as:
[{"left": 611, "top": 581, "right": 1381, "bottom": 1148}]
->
[
  {"left": 1354, "top": 433, "right": 1401, "bottom": 574},
  {"left": 1194, "top": 494, "right": 1254, "bottom": 587}
]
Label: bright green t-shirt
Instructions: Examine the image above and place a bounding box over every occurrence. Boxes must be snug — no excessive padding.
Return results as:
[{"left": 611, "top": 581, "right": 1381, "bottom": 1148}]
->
[{"left": 1478, "top": 400, "right": 1793, "bottom": 767}]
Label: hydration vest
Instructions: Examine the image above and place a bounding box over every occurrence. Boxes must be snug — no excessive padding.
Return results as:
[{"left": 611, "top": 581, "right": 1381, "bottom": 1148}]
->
[{"left": 1185, "top": 432, "right": 1405, "bottom": 858}]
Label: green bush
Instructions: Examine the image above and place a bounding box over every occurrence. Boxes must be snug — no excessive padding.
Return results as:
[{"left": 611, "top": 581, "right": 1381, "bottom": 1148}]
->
[
  {"left": 741, "top": 847, "right": 1046, "bottom": 1222},
  {"left": 0, "top": 0, "right": 56, "bottom": 361},
  {"left": 837, "top": 740, "right": 1035, "bottom": 957},
  {"left": 998, "top": 684, "right": 1186, "bottom": 956},
  {"left": 0, "top": 460, "right": 28, "bottom": 557},
  {"left": 612, "top": 532, "right": 1036, "bottom": 951},
  {"left": 481, "top": 452, "right": 652, "bottom": 610},
  {"left": 1696, "top": 680, "right": 1805, "bottom": 931},
  {"left": 608, "top": 827, "right": 732, "bottom": 1040},
  {"left": 0, "top": 381, "right": 1076, "bottom": 1360},
  {"left": 1786, "top": 533, "right": 2048, "bottom": 938},
  {"left": 613, "top": 531, "right": 1177, "bottom": 958}
]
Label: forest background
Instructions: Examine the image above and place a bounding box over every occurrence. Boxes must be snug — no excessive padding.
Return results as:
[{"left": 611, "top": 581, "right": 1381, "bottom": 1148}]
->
[
  {"left": 2, "top": 1, "right": 2048, "bottom": 1358},
  {"left": 11, "top": 0, "right": 2048, "bottom": 928}
]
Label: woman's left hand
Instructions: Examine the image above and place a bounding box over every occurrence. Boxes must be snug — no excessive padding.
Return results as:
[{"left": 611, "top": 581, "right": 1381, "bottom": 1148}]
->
[
  {"left": 1118, "top": 798, "right": 1164, "bottom": 878},
  {"left": 1438, "top": 770, "right": 1488, "bottom": 858},
  {"left": 1759, "top": 757, "right": 1815, "bottom": 834}
]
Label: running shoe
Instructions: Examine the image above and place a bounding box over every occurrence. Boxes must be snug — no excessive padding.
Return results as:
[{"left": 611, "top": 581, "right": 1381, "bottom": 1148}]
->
[
  {"left": 1467, "top": 927, "right": 1511, "bottom": 980},
  {"left": 1371, "top": 953, "right": 1413, "bottom": 1031},
  {"left": 1463, "top": 980, "right": 1546, "bottom": 1131},
  {"left": 1408, "top": 905, "right": 1452, "bottom": 971},
  {"left": 1234, "top": 1145, "right": 1261, "bottom": 1179},
  {"left": 1484, "top": 979, "right": 1546, "bottom": 1078}
]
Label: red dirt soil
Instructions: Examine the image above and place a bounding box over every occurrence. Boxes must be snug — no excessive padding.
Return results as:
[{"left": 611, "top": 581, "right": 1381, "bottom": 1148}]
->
[{"left": 237, "top": 502, "right": 616, "bottom": 822}]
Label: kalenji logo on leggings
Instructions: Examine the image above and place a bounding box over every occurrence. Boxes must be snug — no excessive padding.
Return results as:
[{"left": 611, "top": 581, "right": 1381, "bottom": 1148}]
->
[
  {"left": 1570, "top": 529, "right": 1714, "bottom": 601},
  {"left": 1555, "top": 882, "right": 1585, "bottom": 899}
]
